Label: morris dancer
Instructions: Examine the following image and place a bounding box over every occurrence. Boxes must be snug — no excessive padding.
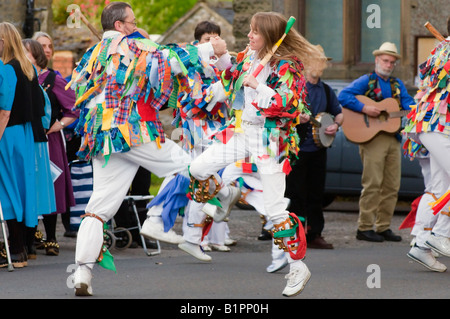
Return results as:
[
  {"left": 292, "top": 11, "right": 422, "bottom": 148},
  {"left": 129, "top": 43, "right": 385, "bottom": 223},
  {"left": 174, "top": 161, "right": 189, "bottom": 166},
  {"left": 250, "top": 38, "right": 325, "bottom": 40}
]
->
[
  {"left": 188, "top": 12, "right": 324, "bottom": 297},
  {"left": 69, "top": 2, "right": 225, "bottom": 296},
  {"left": 403, "top": 30, "right": 450, "bottom": 272}
]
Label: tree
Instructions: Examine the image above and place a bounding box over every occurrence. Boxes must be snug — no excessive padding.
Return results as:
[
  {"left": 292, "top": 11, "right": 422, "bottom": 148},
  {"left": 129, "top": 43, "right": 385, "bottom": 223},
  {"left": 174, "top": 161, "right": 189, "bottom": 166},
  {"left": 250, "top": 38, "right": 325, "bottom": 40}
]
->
[{"left": 53, "top": 0, "right": 198, "bottom": 35}]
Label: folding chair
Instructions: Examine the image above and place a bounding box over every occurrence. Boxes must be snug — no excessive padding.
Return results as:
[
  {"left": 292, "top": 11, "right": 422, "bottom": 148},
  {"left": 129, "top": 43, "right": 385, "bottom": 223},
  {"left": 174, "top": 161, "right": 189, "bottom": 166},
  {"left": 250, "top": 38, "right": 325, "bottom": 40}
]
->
[
  {"left": 107, "top": 195, "right": 160, "bottom": 256},
  {"left": 0, "top": 200, "right": 14, "bottom": 271}
]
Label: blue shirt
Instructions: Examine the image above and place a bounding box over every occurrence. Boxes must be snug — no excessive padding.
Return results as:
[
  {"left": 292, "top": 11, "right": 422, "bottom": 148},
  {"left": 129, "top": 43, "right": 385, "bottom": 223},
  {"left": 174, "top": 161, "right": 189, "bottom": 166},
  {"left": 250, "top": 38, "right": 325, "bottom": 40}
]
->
[
  {"left": 301, "top": 80, "right": 342, "bottom": 152},
  {"left": 338, "top": 72, "right": 415, "bottom": 112},
  {"left": 0, "top": 60, "right": 17, "bottom": 111}
]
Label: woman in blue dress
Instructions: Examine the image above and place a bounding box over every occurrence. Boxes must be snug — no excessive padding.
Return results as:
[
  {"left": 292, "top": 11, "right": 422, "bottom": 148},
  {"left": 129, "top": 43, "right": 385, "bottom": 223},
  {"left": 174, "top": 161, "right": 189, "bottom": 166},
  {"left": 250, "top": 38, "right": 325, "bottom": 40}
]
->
[
  {"left": 0, "top": 22, "right": 48, "bottom": 267},
  {"left": 23, "top": 38, "right": 57, "bottom": 259}
]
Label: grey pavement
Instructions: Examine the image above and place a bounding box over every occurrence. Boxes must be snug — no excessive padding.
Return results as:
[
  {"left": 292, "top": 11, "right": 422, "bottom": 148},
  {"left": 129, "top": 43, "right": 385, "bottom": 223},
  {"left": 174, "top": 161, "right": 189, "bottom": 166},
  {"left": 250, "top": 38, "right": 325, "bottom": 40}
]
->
[{"left": 0, "top": 203, "right": 448, "bottom": 300}]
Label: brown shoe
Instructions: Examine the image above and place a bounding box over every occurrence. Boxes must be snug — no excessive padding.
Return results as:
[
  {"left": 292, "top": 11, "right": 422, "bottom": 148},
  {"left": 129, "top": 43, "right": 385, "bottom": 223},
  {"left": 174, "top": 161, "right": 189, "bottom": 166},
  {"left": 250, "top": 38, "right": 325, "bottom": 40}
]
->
[
  {"left": 307, "top": 236, "right": 334, "bottom": 249},
  {"left": 44, "top": 241, "right": 59, "bottom": 256}
]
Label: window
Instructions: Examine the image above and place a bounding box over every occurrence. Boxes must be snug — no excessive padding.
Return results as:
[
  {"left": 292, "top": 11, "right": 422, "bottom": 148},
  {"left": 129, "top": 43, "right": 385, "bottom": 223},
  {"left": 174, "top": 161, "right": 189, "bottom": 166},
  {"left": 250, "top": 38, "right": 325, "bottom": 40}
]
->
[
  {"left": 304, "top": 0, "right": 344, "bottom": 62},
  {"left": 360, "top": 0, "right": 401, "bottom": 63}
]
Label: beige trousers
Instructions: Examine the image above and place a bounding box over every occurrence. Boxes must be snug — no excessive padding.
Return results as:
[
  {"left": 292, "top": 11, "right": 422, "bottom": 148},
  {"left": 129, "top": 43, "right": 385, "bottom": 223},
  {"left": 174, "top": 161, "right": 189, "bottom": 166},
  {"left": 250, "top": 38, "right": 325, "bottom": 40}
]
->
[{"left": 357, "top": 133, "right": 401, "bottom": 232}]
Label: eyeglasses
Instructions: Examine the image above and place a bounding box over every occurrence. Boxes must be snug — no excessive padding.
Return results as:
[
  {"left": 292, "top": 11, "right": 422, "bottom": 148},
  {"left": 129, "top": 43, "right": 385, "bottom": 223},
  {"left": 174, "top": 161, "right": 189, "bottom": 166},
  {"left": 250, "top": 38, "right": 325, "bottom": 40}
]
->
[
  {"left": 120, "top": 20, "right": 137, "bottom": 27},
  {"left": 379, "top": 58, "right": 397, "bottom": 66}
]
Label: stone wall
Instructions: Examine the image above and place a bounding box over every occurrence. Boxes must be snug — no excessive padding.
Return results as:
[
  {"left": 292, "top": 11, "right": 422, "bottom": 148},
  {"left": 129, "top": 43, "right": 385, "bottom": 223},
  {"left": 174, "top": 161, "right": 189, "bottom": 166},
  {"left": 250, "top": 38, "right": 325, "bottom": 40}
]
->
[
  {"left": 0, "top": 0, "right": 52, "bottom": 38},
  {"left": 159, "top": 2, "right": 235, "bottom": 51},
  {"left": 232, "top": 0, "right": 271, "bottom": 50}
]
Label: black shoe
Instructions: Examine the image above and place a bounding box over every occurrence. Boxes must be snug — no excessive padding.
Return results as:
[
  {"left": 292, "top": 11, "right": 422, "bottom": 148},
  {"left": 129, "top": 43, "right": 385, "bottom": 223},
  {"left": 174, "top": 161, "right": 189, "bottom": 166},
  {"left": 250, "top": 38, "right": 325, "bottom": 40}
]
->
[
  {"left": 64, "top": 230, "right": 78, "bottom": 238},
  {"left": 377, "top": 229, "right": 402, "bottom": 242},
  {"left": 257, "top": 228, "right": 272, "bottom": 241},
  {"left": 356, "top": 230, "right": 384, "bottom": 242}
]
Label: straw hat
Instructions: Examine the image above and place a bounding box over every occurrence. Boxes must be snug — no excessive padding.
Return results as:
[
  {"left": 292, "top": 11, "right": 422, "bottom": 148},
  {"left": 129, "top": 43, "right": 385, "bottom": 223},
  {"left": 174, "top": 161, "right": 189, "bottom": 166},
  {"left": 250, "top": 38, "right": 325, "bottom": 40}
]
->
[
  {"left": 315, "top": 44, "right": 332, "bottom": 61},
  {"left": 372, "top": 42, "right": 401, "bottom": 59}
]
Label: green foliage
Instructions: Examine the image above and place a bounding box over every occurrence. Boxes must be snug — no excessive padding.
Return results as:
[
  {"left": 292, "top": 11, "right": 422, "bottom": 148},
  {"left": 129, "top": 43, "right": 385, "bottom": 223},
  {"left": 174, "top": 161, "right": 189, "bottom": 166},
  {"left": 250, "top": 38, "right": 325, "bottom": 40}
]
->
[
  {"left": 129, "top": 0, "right": 198, "bottom": 35},
  {"left": 52, "top": 0, "right": 198, "bottom": 35}
]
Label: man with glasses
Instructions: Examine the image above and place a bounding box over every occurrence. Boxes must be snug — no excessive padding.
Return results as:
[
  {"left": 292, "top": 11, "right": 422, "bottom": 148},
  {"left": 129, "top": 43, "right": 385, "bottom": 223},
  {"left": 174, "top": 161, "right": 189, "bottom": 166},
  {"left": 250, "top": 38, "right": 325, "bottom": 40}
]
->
[
  {"left": 70, "top": 2, "right": 227, "bottom": 296},
  {"left": 338, "top": 42, "right": 414, "bottom": 243}
]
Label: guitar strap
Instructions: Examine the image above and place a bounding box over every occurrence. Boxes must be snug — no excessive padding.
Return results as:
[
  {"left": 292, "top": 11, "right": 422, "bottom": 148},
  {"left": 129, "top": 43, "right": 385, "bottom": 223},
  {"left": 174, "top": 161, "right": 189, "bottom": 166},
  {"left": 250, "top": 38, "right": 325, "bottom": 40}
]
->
[{"left": 365, "top": 71, "right": 401, "bottom": 108}]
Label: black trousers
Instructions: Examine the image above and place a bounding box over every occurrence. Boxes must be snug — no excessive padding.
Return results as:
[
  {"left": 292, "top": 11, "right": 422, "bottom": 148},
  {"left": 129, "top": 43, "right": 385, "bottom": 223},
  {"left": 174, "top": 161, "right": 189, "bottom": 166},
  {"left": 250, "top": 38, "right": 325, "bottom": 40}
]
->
[{"left": 285, "top": 148, "right": 327, "bottom": 242}]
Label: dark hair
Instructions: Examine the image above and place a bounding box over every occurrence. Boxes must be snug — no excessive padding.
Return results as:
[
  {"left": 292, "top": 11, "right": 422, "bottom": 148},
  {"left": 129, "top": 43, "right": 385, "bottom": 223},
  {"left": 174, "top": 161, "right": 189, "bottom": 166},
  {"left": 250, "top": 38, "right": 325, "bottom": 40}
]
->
[
  {"left": 194, "top": 21, "right": 221, "bottom": 41},
  {"left": 22, "top": 38, "right": 48, "bottom": 69},
  {"left": 101, "top": 1, "right": 132, "bottom": 31}
]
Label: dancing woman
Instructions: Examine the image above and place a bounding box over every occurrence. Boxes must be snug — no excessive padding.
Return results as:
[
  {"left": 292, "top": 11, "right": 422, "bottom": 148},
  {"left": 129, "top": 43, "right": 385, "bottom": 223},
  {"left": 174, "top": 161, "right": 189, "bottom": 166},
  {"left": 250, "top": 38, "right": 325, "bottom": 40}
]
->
[{"left": 188, "top": 12, "right": 325, "bottom": 297}]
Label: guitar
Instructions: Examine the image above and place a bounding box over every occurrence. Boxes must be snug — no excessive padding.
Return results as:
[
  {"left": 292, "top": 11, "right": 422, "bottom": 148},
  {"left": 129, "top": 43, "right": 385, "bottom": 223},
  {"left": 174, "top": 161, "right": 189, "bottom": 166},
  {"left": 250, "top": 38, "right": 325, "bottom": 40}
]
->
[
  {"left": 341, "top": 95, "right": 409, "bottom": 144},
  {"left": 310, "top": 112, "right": 336, "bottom": 148}
]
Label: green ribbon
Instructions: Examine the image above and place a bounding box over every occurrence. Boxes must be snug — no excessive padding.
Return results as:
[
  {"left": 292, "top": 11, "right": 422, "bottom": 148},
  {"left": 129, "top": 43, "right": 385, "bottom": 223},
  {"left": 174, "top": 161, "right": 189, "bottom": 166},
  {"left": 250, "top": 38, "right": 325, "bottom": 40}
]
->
[
  {"left": 207, "top": 197, "right": 222, "bottom": 208},
  {"left": 98, "top": 248, "right": 117, "bottom": 273},
  {"left": 272, "top": 215, "right": 305, "bottom": 238}
]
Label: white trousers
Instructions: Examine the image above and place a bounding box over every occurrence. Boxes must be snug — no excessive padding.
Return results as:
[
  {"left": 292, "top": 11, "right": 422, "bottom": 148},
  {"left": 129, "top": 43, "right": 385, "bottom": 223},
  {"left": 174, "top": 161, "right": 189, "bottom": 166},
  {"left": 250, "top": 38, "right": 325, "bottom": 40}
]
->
[
  {"left": 413, "top": 132, "right": 450, "bottom": 248},
  {"left": 75, "top": 140, "right": 191, "bottom": 268},
  {"left": 189, "top": 124, "right": 289, "bottom": 225}
]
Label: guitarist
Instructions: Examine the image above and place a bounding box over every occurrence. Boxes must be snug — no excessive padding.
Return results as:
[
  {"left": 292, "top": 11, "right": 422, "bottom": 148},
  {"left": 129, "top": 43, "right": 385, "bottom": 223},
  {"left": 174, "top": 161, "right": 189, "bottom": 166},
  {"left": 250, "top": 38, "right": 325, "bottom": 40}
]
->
[
  {"left": 285, "top": 46, "right": 343, "bottom": 250},
  {"left": 338, "top": 42, "right": 414, "bottom": 243}
]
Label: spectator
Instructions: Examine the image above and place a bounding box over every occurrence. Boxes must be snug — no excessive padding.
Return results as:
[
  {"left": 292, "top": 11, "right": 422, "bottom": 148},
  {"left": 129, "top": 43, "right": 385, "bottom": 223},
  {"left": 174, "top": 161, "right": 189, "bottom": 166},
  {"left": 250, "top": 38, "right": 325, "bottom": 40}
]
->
[
  {"left": 285, "top": 45, "right": 343, "bottom": 249},
  {"left": 22, "top": 38, "right": 58, "bottom": 259},
  {"left": 338, "top": 42, "right": 414, "bottom": 242},
  {"left": 26, "top": 37, "right": 79, "bottom": 256},
  {"left": 0, "top": 22, "right": 46, "bottom": 267}
]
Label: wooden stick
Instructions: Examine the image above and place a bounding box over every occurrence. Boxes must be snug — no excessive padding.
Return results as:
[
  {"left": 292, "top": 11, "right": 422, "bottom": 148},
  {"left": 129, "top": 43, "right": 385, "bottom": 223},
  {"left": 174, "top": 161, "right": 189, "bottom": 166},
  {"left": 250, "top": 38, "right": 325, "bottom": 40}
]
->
[
  {"left": 424, "top": 21, "right": 445, "bottom": 42},
  {"left": 79, "top": 11, "right": 102, "bottom": 41}
]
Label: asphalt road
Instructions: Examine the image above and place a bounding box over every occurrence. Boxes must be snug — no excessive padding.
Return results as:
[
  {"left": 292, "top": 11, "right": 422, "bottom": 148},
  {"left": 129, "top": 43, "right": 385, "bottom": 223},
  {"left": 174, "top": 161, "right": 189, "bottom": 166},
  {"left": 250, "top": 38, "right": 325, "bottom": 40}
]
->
[{"left": 0, "top": 204, "right": 448, "bottom": 302}]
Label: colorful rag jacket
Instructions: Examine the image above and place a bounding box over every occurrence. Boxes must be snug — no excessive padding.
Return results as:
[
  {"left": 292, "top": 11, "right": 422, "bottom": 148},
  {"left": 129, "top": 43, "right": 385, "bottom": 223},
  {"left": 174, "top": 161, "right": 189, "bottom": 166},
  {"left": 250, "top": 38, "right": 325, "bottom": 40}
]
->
[
  {"left": 366, "top": 71, "right": 401, "bottom": 105},
  {"left": 403, "top": 39, "right": 450, "bottom": 158},
  {"left": 68, "top": 31, "right": 220, "bottom": 162},
  {"left": 214, "top": 49, "right": 310, "bottom": 174},
  {"left": 167, "top": 43, "right": 229, "bottom": 152}
]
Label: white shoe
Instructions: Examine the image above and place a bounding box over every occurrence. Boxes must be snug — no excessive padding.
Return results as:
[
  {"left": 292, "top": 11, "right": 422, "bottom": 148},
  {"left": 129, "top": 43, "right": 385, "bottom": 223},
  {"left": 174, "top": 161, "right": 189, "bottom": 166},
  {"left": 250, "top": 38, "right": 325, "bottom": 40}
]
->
[
  {"left": 407, "top": 246, "right": 447, "bottom": 272},
  {"left": 140, "top": 218, "right": 184, "bottom": 244},
  {"left": 266, "top": 255, "right": 288, "bottom": 273},
  {"left": 202, "top": 186, "right": 241, "bottom": 222},
  {"left": 178, "top": 242, "right": 212, "bottom": 262},
  {"left": 201, "top": 244, "right": 212, "bottom": 252},
  {"left": 425, "top": 234, "right": 450, "bottom": 257},
  {"left": 211, "top": 244, "right": 230, "bottom": 252},
  {"left": 74, "top": 267, "right": 93, "bottom": 296},
  {"left": 282, "top": 261, "right": 311, "bottom": 297},
  {"left": 224, "top": 238, "right": 237, "bottom": 246}
]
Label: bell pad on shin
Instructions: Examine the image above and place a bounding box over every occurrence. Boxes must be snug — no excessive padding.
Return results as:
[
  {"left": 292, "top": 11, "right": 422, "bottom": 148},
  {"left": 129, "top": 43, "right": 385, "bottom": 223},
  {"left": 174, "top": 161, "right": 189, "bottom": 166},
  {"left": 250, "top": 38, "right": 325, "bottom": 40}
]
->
[{"left": 272, "top": 213, "right": 307, "bottom": 260}]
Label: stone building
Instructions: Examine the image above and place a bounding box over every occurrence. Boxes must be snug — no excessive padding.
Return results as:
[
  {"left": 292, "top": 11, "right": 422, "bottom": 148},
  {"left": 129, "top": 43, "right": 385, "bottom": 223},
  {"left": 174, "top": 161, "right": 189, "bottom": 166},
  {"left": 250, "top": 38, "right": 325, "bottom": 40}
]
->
[
  {"left": 158, "top": 1, "right": 235, "bottom": 50},
  {"left": 2, "top": 0, "right": 448, "bottom": 88},
  {"left": 232, "top": 0, "right": 450, "bottom": 89}
]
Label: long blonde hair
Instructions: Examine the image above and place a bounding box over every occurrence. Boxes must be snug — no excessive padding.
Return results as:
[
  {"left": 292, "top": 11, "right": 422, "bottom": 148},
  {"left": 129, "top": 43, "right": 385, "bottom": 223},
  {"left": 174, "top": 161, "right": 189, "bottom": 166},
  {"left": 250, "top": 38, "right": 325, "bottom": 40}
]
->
[
  {"left": 0, "top": 22, "right": 35, "bottom": 81},
  {"left": 250, "top": 12, "right": 327, "bottom": 70}
]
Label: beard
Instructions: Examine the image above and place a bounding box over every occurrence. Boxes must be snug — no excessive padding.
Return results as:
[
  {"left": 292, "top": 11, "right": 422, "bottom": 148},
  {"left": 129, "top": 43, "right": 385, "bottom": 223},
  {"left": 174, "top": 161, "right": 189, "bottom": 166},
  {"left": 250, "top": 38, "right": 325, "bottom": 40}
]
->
[{"left": 375, "top": 63, "right": 393, "bottom": 78}]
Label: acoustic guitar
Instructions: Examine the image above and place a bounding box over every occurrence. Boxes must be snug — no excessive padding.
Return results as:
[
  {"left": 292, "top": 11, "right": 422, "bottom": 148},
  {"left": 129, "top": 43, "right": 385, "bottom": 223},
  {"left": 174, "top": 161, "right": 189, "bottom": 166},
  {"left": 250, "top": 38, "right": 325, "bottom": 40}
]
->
[{"left": 341, "top": 95, "right": 409, "bottom": 144}]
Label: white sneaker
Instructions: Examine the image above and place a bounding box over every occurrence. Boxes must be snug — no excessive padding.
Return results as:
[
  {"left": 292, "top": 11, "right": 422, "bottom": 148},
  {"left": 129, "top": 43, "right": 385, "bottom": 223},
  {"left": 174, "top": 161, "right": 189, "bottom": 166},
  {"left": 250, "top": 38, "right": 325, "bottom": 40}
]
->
[
  {"left": 211, "top": 244, "right": 230, "bottom": 252},
  {"left": 73, "top": 267, "right": 93, "bottom": 296},
  {"left": 282, "top": 261, "right": 311, "bottom": 297},
  {"left": 140, "top": 218, "right": 184, "bottom": 244},
  {"left": 178, "top": 242, "right": 212, "bottom": 262},
  {"left": 202, "top": 186, "right": 241, "bottom": 222},
  {"left": 407, "top": 246, "right": 447, "bottom": 272},
  {"left": 201, "top": 244, "right": 212, "bottom": 252},
  {"left": 224, "top": 238, "right": 237, "bottom": 246},
  {"left": 266, "top": 255, "right": 288, "bottom": 273},
  {"left": 425, "top": 234, "right": 450, "bottom": 257}
]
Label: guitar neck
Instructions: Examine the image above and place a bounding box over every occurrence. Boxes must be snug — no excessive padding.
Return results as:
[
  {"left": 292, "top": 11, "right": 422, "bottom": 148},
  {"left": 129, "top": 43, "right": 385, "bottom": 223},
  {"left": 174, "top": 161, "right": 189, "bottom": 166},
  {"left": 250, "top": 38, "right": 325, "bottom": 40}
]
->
[{"left": 389, "top": 109, "right": 410, "bottom": 118}]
